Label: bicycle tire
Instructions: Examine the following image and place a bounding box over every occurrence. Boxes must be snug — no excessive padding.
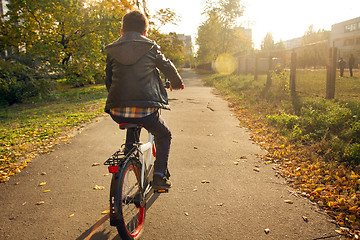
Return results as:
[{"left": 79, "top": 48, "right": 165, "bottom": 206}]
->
[{"left": 111, "top": 159, "right": 145, "bottom": 240}]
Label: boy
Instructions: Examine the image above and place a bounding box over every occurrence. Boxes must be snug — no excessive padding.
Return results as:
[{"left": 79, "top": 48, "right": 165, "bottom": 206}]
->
[{"left": 104, "top": 10, "right": 184, "bottom": 190}]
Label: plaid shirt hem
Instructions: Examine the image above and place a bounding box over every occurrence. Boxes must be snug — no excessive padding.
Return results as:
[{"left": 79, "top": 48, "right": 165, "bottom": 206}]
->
[{"left": 110, "top": 107, "right": 157, "bottom": 118}]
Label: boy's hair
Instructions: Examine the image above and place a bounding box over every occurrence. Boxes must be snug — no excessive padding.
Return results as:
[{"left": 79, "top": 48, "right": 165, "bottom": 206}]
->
[{"left": 122, "top": 10, "right": 148, "bottom": 33}]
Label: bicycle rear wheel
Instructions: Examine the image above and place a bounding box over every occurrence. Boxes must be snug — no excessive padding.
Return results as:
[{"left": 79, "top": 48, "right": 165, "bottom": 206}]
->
[{"left": 111, "top": 160, "right": 145, "bottom": 240}]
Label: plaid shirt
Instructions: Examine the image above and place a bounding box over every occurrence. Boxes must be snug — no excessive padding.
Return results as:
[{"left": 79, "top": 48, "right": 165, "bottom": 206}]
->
[{"left": 110, "top": 107, "right": 157, "bottom": 118}]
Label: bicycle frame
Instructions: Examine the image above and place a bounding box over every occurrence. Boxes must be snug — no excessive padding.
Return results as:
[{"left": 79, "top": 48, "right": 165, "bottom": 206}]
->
[
  {"left": 105, "top": 126, "right": 156, "bottom": 197},
  {"left": 138, "top": 131, "right": 155, "bottom": 194}
]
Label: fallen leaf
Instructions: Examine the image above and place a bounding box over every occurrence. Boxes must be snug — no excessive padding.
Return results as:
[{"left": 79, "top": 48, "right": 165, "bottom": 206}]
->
[
  {"left": 284, "top": 200, "right": 293, "bottom": 204},
  {"left": 22, "top": 202, "right": 27, "bottom": 206},
  {"left": 302, "top": 216, "right": 308, "bottom": 222},
  {"left": 92, "top": 163, "right": 100, "bottom": 166},
  {"left": 41, "top": 172, "right": 47, "bottom": 175},
  {"left": 93, "top": 185, "right": 105, "bottom": 190},
  {"left": 36, "top": 201, "right": 45, "bottom": 205},
  {"left": 69, "top": 213, "right": 75, "bottom": 218},
  {"left": 216, "top": 203, "right": 224, "bottom": 206},
  {"left": 253, "top": 168, "right": 260, "bottom": 172},
  {"left": 184, "top": 212, "right": 189, "bottom": 216},
  {"left": 264, "top": 228, "right": 270, "bottom": 234},
  {"left": 38, "top": 182, "right": 46, "bottom": 186},
  {"left": 335, "top": 229, "right": 343, "bottom": 235},
  {"left": 240, "top": 156, "right": 247, "bottom": 159},
  {"left": 201, "top": 180, "right": 210, "bottom": 183},
  {"left": 43, "top": 190, "right": 51, "bottom": 193},
  {"left": 193, "top": 146, "right": 198, "bottom": 149},
  {"left": 101, "top": 210, "right": 110, "bottom": 214},
  {"left": 232, "top": 140, "right": 239, "bottom": 143},
  {"left": 233, "top": 162, "right": 239, "bottom": 165}
]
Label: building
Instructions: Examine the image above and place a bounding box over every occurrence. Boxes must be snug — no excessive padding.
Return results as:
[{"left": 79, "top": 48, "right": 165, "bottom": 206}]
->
[
  {"left": 330, "top": 17, "right": 360, "bottom": 65},
  {"left": 1, "top": 0, "right": 9, "bottom": 17},
  {"left": 177, "top": 34, "right": 193, "bottom": 67},
  {"left": 283, "top": 37, "right": 302, "bottom": 50},
  {"left": 1, "top": 0, "right": 10, "bottom": 57}
]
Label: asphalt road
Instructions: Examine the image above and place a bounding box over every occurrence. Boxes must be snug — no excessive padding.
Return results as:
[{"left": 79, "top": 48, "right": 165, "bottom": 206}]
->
[{"left": 0, "top": 69, "right": 342, "bottom": 240}]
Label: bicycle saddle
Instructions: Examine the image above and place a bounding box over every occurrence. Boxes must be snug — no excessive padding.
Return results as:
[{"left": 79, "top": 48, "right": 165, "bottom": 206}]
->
[{"left": 119, "top": 123, "right": 143, "bottom": 129}]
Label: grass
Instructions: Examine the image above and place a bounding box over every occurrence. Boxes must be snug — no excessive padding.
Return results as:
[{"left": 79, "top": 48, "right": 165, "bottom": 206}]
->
[
  {"left": 295, "top": 69, "right": 359, "bottom": 101},
  {"left": 0, "top": 84, "right": 107, "bottom": 182}
]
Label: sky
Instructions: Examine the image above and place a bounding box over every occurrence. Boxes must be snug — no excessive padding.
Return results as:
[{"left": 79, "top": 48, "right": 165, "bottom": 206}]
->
[{"left": 147, "top": 0, "right": 360, "bottom": 50}]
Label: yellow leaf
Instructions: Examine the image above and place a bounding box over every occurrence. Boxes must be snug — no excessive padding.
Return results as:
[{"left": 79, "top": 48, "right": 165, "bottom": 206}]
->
[
  {"left": 69, "top": 213, "right": 74, "bottom": 218},
  {"left": 36, "top": 201, "right": 45, "bottom": 205},
  {"left": 314, "top": 187, "right": 324, "bottom": 193},
  {"left": 38, "top": 182, "right": 46, "bottom": 186},
  {"left": 284, "top": 200, "right": 293, "bottom": 204},
  {"left": 338, "top": 198, "right": 346, "bottom": 205},
  {"left": 93, "top": 185, "right": 105, "bottom": 190},
  {"left": 43, "top": 190, "right": 51, "bottom": 193},
  {"left": 101, "top": 210, "right": 110, "bottom": 214},
  {"left": 351, "top": 171, "right": 358, "bottom": 180}
]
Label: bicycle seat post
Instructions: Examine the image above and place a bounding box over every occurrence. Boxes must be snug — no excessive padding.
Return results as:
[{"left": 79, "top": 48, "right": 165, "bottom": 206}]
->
[{"left": 119, "top": 123, "right": 143, "bottom": 148}]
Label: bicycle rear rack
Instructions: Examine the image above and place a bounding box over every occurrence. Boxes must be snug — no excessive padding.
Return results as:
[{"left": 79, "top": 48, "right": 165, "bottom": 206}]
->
[{"left": 104, "top": 149, "right": 125, "bottom": 166}]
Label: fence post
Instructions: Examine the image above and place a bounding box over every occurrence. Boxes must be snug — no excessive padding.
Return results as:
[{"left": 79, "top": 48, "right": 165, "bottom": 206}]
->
[
  {"left": 245, "top": 58, "right": 248, "bottom": 75},
  {"left": 290, "top": 51, "right": 297, "bottom": 93},
  {"left": 331, "top": 47, "right": 337, "bottom": 98},
  {"left": 254, "top": 54, "right": 258, "bottom": 81},
  {"left": 266, "top": 55, "right": 272, "bottom": 86},
  {"left": 326, "top": 47, "right": 337, "bottom": 99}
]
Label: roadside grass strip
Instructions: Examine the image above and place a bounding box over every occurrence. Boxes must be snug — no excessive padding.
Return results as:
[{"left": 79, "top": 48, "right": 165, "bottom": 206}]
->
[{"left": 0, "top": 85, "right": 107, "bottom": 182}]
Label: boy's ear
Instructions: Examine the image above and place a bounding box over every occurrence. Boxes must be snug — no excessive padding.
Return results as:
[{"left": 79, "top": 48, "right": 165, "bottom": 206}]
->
[
  {"left": 142, "top": 30, "right": 147, "bottom": 36},
  {"left": 121, "top": 29, "right": 124, "bottom": 36}
]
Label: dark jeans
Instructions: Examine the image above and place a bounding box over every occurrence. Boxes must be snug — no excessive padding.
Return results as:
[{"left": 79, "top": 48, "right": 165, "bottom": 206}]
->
[{"left": 109, "top": 111, "right": 171, "bottom": 175}]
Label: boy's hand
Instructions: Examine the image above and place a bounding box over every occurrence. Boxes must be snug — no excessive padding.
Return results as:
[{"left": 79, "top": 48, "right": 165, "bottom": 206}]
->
[{"left": 170, "top": 84, "right": 184, "bottom": 91}]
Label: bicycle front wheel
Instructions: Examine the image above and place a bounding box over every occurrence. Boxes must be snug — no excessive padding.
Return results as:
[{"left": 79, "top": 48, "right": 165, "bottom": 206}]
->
[{"left": 113, "top": 160, "right": 145, "bottom": 240}]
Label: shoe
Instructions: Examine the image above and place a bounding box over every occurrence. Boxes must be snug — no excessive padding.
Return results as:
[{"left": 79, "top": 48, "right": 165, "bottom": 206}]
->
[{"left": 152, "top": 174, "right": 171, "bottom": 190}]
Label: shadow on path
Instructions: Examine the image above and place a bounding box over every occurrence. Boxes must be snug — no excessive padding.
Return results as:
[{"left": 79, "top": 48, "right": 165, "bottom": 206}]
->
[{"left": 76, "top": 192, "right": 161, "bottom": 240}]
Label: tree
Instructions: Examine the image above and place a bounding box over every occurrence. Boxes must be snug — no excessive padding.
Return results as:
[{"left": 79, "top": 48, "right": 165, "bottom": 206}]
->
[
  {"left": 0, "top": 0, "right": 131, "bottom": 86},
  {"left": 196, "top": 0, "right": 251, "bottom": 64},
  {"left": 147, "top": 8, "right": 187, "bottom": 67},
  {"left": 261, "top": 32, "right": 275, "bottom": 51}
]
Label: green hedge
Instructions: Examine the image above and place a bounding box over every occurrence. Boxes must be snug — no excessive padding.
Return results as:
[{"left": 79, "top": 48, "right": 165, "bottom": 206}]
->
[{"left": 0, "top": 60, "right": 54, "bottom": 105}]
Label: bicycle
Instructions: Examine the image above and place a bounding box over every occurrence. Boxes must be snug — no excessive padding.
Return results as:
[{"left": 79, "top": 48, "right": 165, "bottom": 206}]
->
[{"left": 104, "top": 123, "right": 169, "bottom": 240}]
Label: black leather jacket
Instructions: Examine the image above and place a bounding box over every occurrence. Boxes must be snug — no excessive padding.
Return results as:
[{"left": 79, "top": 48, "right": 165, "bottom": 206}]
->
[{"left": 104, "top": 32, "right": 183, "bottom": 113}]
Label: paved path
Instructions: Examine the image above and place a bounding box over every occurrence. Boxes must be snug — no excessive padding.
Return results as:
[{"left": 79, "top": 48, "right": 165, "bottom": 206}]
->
[{"left": 0, "top": 69, "right": 341, "bottom": 240}]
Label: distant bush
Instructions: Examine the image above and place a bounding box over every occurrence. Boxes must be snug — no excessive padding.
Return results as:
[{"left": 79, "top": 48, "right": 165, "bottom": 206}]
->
[{"left": 0, "top": 60, "right": 54, "bottom": 105}]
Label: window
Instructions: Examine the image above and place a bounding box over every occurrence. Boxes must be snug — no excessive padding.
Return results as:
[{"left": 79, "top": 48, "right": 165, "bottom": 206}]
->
[{"left": 345, "top": 23, "right": 357, "bottom": 32}]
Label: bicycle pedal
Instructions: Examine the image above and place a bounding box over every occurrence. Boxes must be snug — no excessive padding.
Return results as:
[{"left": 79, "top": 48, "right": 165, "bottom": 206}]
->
[{"left": 154, "top": 189, "right": 169, "bottom": 193}]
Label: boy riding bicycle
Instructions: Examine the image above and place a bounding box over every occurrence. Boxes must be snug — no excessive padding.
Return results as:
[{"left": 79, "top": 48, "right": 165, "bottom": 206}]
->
[{"left": 104, "top": 10, "right": 184, "bottom": 190}]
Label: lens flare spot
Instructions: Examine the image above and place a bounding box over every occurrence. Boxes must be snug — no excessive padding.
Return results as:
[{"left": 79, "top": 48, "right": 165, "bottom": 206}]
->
[{"left": 215, "top": 54, "right": 236, "bottom": 75}]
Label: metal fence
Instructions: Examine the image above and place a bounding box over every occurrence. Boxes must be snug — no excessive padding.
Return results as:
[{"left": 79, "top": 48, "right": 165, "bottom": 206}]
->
[{"left": 233, "top": 44, "right": 360, "bottom": 101}]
